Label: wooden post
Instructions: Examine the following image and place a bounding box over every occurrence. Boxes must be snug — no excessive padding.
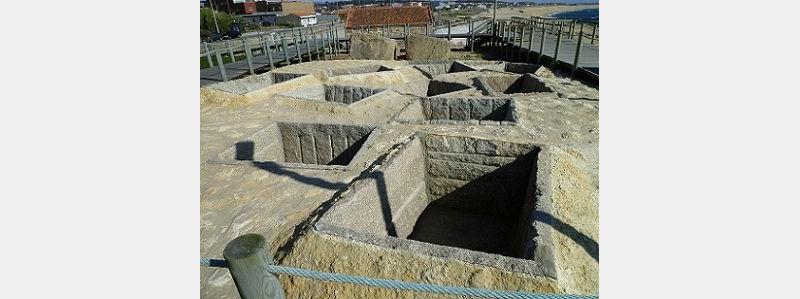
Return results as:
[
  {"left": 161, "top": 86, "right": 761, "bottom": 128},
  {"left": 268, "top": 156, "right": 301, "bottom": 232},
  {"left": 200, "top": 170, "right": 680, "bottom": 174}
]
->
[
  {"left": 571, "top": 34, "right": 583, "bottom": 79},
  {"left": 243, "top": 39, "right": 255, "bottom": 75},
  {"left": 590, "top": 24, "right": 597, "bottom": 45},
  {"left": 312, "top": 29, "right": 319, "bottom": 60},
  {"left": 579, "top": 23, "right": 584, "bottom": 41},
  {"left": 224, "top": 234, "right": 286, "bottom": 299},
  {"left": 293, "top": 30, "right": 301, "bottom": 62},
  {"left": 552, "top": 25, "right": 563, "bottom": 67},
  {"left": 334, "top": 26, "right": 340, "bottom": 54},
  {"left": 215, "top": 49, "right": 228, "bottom": 82},
  {"left": 281, "top": 37, "right": 290, "bottom": 65},
  {"left": 263, "top": 37, "right": 275, "bottom": 69},
  {"left": 538, "top": 26, "right": 546, "bottom": 64},
  {"left": 518, "top": 25, "right": 525, "bottom": 61},
  {"left": 327, "top": 27, "right": 334, "bottom": 58},
  {"left": 570, "top": 20, "right": 575, "bottom": 39},
  {"left": 470, "top": 19, "right": 475, "bottom": 52},
  {"left": 321, "top": 31, "right": 328, "bottom": 60},
  {"left": 305, "top": 29, "right": 312, "bottom": 61},
  {"left": 526, "top": 25, "right": 534, "bottom": 62},
  {"left": 226, "top": 41, "right": 236, "bottom": 62},
  {"left": 447, "top": 21, "right": 451, "bottom": 40},
  {"left": 506, "top": 23, "right": 513, "bottom": 60},
  {"left": 330, "top": 26, "right": 336, "bottom": 57},
  {"left": 203, "top": 42, "right": 214, "bottom": 67},
  {"left": 502, "top": 21, "right": 508, "bottom": 54}
]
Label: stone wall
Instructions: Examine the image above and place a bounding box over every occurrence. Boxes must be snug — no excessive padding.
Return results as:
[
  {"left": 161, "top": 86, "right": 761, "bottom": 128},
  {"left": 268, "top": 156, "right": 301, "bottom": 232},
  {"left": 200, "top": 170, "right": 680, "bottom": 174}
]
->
[
  {"left": 277, "top": 123, "right": 375, "bottom": 166},
  {"left": 405, "top": 35, "right": 451, "bottom": 60},
  {"left": 426, "top": 80, "right": 473, "bottom": 96},
  {"left": 323, "top": 85, "right": 386, "bottom": 104},
  {"left": 477, "top": 74, "right": 554, "bottom": 95},
  {"left": 320, "top": 137, "right": 428, "bottom": 238},
  {"left": 420, "top": 98, "right": 517, "bottom": 124},
  {"left": 349, "top": 33, "right": 397, "bottom": 60},
  {"left": 421, "top": 135, "right": 538, "bottom": 220},
  {"left": 273, "top": 72, "right": 307, "bottom": 84}
]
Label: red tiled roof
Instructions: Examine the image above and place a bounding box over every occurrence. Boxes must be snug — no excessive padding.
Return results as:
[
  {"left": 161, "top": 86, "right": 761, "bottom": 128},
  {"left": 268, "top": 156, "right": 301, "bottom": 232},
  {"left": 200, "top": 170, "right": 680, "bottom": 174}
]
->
[{"left": 345, "top": 6, "right": 433, "bottom": 28}]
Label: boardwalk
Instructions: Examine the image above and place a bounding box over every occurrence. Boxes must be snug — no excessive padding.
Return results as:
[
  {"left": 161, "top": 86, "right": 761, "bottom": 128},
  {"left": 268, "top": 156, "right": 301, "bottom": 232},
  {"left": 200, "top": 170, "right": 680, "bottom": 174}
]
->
[
  {"left": 200, "top": 37, "right": 334, "bottom": 86},
  {"left": 200, "top": 19, "right": 599, "bottom": 86},
  {"left": 500, "top": 26, "right": 599, "bottom": 75}
]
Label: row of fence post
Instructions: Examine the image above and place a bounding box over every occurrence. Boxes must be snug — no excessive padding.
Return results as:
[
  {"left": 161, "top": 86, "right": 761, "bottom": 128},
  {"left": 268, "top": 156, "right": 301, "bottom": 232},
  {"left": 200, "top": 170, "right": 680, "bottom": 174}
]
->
[
  {"left": 202, "top": 18, "right": 592, "bottom": 82},
  {"left": 201, "top": 21, "right": 343, "bottom": 82},
  {"left": 489, "top": 18, "right": 591, "bottom": 78}
]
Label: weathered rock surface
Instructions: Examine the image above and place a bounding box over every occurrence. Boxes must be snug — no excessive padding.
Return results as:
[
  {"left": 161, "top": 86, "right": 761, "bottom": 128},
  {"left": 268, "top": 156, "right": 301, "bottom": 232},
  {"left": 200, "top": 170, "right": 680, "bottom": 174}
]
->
[
  {"left": 405, "top": 35, "right": 452, "bottom": 60},
  {"left": 349, "top": 33, "right": 397, "bottom": 60},
  {"left": 199, "top": 59, "right": 599, "bottom": 299}
]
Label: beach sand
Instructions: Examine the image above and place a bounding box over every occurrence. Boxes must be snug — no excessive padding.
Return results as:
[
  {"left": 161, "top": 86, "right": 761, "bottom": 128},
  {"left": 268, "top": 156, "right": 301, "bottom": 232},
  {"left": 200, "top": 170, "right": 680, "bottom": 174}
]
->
[{"left": 475, "top": 4, "right": 599, "bottom": 19}]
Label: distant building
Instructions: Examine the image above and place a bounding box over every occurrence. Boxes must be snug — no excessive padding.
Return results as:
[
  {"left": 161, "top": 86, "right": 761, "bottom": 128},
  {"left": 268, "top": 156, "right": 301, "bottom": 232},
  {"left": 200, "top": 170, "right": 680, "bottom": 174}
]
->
[
  {"left": 240, "top": 12, "right": 280, "bottom": 26},
  {"left": 206, "top": 0, "right": 255, "bottom": 15},
  {"left": 208, "top": 0, "right": 317, "bottom": 27},
  {"left": 276, "top": 14, "right": 317, "bottom": 27},
  {"left": 343, "top": 5, "right": 433, "bottom": 29}
]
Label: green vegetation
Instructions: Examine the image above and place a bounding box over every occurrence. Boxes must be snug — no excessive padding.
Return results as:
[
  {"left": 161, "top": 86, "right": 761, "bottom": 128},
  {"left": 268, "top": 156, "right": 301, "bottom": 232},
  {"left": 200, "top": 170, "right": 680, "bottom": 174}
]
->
[
  {"left": 200, "top": 8, "right": 245, "bottom": 38},
  {"left": 200, "top": 52, "right": 247, "bottom": 69}
]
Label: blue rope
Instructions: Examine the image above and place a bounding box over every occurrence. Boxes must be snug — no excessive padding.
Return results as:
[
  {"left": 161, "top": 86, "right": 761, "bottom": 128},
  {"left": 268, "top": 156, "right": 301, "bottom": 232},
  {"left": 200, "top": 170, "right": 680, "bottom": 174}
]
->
[{"left": 200, "top": 258, "right": 596, "bottom": 299}]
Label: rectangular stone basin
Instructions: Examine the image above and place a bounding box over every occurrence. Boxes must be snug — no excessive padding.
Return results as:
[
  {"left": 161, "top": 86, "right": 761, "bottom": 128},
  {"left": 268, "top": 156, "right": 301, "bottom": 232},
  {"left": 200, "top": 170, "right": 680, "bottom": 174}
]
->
[{"left": 316, "top": 134, "right": 555, "bottom": 276}]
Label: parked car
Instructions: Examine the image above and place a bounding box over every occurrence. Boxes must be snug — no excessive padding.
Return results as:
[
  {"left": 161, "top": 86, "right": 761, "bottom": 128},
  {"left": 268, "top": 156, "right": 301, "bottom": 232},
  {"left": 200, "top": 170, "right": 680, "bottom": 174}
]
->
[{"left": 206, "top": 32, "right": 224, "bottom": 42}]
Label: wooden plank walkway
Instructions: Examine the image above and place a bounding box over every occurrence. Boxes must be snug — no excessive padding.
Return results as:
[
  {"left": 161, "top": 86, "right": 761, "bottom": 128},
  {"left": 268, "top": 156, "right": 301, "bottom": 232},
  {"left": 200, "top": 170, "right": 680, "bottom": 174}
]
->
[
  {"left": 200, "top": 37, "right": 335, "bottom": 86},
  {"left": 502, "top": 28, "right": 599, "bottom": 75},
  {"left": 200, "top": 19, "right": 600, "bottom": 86}
]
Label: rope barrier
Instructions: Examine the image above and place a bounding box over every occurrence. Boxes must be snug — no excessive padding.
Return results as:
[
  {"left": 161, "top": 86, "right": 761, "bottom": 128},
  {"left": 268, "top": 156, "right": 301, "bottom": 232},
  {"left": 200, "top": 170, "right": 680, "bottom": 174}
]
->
[{"left": 200, "top": 258, "right": 597, "bottom": 299}]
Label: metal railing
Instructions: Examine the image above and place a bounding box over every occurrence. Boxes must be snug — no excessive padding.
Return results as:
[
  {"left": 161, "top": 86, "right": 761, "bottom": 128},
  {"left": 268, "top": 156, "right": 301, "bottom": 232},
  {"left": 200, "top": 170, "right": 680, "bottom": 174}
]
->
[
  {"left": 200, "top": 16, "right": 598, "bottom": 83},
  {"left": 200, "top": 20, "right": 344, "bottom": 82},
  {"left": 490, "top": 17, "right": 598, "bottom": 79}
]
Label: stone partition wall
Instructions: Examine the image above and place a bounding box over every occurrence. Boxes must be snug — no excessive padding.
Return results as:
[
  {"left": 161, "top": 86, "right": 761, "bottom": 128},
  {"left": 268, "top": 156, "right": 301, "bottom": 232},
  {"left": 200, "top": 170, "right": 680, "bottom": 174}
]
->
[
  {"left": 323, "top": 85, "right": 387, "bottom": 105},
  {"left": 320, "top": 137, "right": 428, "bottom": 238},
  {"left": 504, "top": 63, "right": 544, "bottom": 74},
  {"left": 324, "top": 64, "right": 393, "bottom": 77},
  {"left": 273, "top": 72, "right": 307, "bottom": 84},
  {"left": 423, "top": 97, "right": 517, "bottom": 124},
  {"left": 207, "top": 72, "right": 275, "bottom": 95},
  {"left": 410, "top": 61, "right": 479, "bottom": 79},
  {"left": 426, "top": 80, "right": 473, "bottom": 96},
  {"left": 476, "top": 74, "right": 554, "bottom": 95},
  {"left": 278, "top": 123, "right": 375, "bottom": 166},
  {"left": 215, "top": 122, "right": 377, "bottom": 168},
  {"left": 392, "top": 97, "right": 518, "bottom": 125}
]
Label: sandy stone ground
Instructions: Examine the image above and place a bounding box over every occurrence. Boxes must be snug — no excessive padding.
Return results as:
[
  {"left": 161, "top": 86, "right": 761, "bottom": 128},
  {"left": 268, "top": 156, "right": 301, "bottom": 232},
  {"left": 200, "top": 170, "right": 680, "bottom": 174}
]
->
[{"left": 200, "top": 59, "right": 598, "bottom": 298}]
